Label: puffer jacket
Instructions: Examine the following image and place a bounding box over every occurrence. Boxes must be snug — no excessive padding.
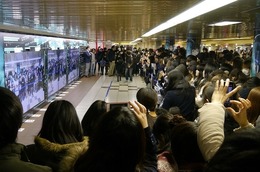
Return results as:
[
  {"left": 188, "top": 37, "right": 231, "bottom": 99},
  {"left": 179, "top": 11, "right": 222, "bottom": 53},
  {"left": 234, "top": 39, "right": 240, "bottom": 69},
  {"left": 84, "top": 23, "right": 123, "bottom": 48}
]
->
[{"left": 25, "top": 136, "right": 89, "bottom": 172}]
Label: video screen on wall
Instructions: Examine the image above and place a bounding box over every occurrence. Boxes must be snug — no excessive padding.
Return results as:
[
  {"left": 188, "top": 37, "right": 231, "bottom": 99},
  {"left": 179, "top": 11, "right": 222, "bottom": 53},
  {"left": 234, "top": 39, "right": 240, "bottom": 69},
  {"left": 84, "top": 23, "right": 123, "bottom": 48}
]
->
[
  {"left": 68, "top": 48, "right": 80, "bottom": 84},
  {"left": 4, "top": 51, "right": 45, "bottom": 113},
  {"left": 47, "top": 49, "right": 67, "bottom": 97}
]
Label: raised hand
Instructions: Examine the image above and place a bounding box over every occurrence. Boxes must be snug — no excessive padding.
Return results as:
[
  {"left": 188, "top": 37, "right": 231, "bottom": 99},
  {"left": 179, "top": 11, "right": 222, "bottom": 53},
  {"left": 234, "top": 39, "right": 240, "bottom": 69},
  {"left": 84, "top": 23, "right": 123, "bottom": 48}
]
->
[
  {"left": 226, "top": 98, "right": 251, "bottom": 128},
  {"left": 128, "top": 100, "right": 148, "bottom": 128},
  {"left": 211, "top": 79, "right": 241, "bottom": 104}
]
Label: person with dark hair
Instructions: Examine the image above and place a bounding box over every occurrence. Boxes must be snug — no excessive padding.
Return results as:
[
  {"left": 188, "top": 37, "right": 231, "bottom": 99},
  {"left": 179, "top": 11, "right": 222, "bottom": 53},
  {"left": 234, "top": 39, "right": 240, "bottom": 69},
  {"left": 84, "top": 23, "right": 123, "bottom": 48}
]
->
[
  {"left": 205, "top": 128, "right": 260, "bottom": 172},
  {"left": 187, "top": 60, "right": 197, "bottom": 87},
  {"left": 0, "top": 87, "right": 51, "bottom": 172},
  {"left": 125, "top": 50, "right": 134, "bottom": 82},
  {"left": 168, "top": 106, "right": 181, "bottom": 115},
  {"left": 83, "top": 46, "right": 92, "bottom": 77},
  {"left": 107, "top": 45, "right": 116, "bottom": 76},
  {"left": 115, "top": 49, "right": 125, "bottom": 82},
  {"left": 171, "top": 120, "right": 206, "bottom": 171},
  {"left": 219, "top": 62, "right": 233, "bottom": 75},
  {"left": 74, "top": 101, "right": 157, "bottom": 172},
  {"left": 197, "top": 52, "right": 208, "bottom": 65},
  {"left": 160, "top": 70, "right": 197, "bottom": 121},
  {"left": 153, "top": 113, "right": 182, "bottom": 172},
  {"left": 193, "top": 63, "right": 205, "bottom": 88},
  {"left": 154, "top": 107, "right": 169, "bottom": 117},
  {"left": 202, "top": 63, "right": 219, "bottom": 81},
  {"left": 229, "top": 68, "right": 248, "bottom": 86},
  {"left": 136, "top": 87, "right": 158, "bottom": 128},
  {"left": 81, "top": 100, "right": 107, "bottom": 137},
  {"left": 238, "top": 72, "right": 260, "bottom": 98},
  {"left": 232, "top": 56, "right": 243, "bottom": 71},
  {"left": 242, "top": 58, "right": 251, "bottom": 77},
  {"left": 96, "top": 47, "right": 103, "bottom": 74},
  {"left": 25, "top": 100, "right": 88, "bottom": 172}
]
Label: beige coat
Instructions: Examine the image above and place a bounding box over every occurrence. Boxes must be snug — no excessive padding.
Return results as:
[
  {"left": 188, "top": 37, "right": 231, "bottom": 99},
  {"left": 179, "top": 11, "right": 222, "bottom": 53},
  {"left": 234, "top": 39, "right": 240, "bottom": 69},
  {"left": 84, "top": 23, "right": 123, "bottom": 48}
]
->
[{"left": 197, "top": 102, "right": 225, "bottom": 162}]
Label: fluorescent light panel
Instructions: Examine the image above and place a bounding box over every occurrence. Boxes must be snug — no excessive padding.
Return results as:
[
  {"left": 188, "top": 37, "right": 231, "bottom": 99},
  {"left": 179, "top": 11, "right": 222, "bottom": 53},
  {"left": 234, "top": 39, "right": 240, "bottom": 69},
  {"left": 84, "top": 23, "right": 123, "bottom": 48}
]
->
[
  {"left": 130, "top": 37, "right": 142, "bottom": 43},
  {"left": 208, "top": 21, "right": 241, "bottom": 26},
  {"left": 142, "top": 0, "right": 237, "bottom": 37}
]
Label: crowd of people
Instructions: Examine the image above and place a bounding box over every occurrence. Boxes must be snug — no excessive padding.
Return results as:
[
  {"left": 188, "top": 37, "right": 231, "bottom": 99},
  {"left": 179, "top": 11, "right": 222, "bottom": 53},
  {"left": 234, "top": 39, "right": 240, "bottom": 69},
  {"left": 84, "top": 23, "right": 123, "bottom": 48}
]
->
[{"left": 1, "top": 45, "right": 260, "bottom": 172}]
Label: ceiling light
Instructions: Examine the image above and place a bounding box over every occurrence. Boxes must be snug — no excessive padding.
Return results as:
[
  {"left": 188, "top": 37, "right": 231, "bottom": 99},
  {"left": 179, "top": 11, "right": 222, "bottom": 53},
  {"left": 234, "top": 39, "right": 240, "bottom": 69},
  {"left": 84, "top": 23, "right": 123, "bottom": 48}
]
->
[
  {"left": 130, "top": 37, "right": 142, "bottom": 44},
  {"left": 142, "top": 0, "right": 237, "bottom": 37},
  {"left": 208, "top": 21, "right": 241, "bottom": 26}
]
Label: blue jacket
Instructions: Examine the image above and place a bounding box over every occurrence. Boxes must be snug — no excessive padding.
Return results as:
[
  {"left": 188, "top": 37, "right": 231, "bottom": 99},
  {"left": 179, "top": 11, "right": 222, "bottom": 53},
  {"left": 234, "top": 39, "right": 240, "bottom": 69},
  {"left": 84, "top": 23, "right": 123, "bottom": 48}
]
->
[{"left": 83, "top": 51, "right": 91, "bottom": 63}]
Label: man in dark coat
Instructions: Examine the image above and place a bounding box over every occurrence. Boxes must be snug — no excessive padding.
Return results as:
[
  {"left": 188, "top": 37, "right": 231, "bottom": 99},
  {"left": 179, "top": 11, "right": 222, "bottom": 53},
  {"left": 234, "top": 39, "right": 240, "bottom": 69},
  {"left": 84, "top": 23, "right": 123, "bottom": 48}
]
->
[{"left": 0, "top": 87, "right": 52, "bottom": 172}]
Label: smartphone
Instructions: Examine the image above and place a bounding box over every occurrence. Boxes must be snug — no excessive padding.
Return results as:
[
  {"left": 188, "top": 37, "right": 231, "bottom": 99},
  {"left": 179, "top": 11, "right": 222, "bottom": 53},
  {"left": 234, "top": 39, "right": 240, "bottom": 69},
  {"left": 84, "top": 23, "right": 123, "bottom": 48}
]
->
[{"left": 224, "top": 81, "right": 236, "bottom": 107}]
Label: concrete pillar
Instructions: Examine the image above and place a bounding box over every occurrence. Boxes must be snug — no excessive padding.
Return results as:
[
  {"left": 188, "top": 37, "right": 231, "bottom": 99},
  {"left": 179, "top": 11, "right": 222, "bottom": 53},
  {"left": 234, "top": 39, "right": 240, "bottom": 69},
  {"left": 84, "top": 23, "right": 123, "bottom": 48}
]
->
[
  {"left": 165, "top": 36, "right": 175, "bottom": 51},
  {"left": 156, "top": 39, "right": 162, "bottom": 49},
  {"left": 0, "top": 33, "right": 4, "bottom": 86},
  {"left": 186, "top": 21, "right": 202, "bottom": 56},
  {"left": 252, "top": 13, "right": 260, "bottom": 76},
  {"left": 41, "top": 43, "right": 48, "bottom": 100}
]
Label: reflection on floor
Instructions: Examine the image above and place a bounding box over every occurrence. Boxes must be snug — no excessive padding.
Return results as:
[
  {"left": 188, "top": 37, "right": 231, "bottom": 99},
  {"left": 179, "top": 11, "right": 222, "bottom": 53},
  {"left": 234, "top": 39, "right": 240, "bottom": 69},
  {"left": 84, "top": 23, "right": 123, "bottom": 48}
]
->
[{"left": 17, "top": 75, "right": 147, "bottom": 145}]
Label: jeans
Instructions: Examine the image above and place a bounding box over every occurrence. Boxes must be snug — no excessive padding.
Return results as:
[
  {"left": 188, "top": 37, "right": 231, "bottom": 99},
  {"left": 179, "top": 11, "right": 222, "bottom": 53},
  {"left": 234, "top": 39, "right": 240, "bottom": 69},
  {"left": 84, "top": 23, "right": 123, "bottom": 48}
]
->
[{"left": 125, "top": 67, "right": 133, "bottom": 81}]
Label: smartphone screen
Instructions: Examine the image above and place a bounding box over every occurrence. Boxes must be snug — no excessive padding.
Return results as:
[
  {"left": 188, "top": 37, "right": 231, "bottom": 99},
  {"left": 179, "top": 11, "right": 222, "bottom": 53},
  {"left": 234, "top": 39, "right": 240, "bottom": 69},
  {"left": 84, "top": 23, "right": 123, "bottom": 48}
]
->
[{"left": 224, "top": 82, "right": 236, "bottom": 107}]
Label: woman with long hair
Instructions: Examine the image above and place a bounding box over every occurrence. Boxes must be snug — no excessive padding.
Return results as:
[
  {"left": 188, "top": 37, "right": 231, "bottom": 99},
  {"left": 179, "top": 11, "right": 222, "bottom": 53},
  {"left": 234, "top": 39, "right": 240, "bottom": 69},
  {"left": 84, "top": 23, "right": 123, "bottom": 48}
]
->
[
  {"left": 26, "top": 100, "right": 88, "bottom": 172},
  {"left": 246, "top": 86, "right": 260, "bottom": 125},
  {"left": 75, "top": 101, "right": 157, "bottom": 172},
  {"left": 81, "top": 100, "right": 107, "bottom": 137}
]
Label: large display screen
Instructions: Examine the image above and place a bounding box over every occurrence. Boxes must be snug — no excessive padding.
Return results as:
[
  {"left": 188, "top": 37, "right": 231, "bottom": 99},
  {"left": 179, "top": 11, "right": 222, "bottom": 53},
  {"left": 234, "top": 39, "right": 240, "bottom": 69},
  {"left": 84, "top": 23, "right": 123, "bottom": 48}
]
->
[
  {"left": 4, "top": 51, "right": 45, "bottom": 113},
  {"left": 0, "top": 51, "right": 4, "bottom": 87},
  {"left": 0, "top": 31, "right": 87, "bottom": 114},
  {"left": 58, "top": 50, "right": 67, "bottom": 90},
  {"left": 47, "top": 49, "right": 67, "bottom": 97},
  {"left": 68, "top": 48, "right": 80, "bottom": 84}
]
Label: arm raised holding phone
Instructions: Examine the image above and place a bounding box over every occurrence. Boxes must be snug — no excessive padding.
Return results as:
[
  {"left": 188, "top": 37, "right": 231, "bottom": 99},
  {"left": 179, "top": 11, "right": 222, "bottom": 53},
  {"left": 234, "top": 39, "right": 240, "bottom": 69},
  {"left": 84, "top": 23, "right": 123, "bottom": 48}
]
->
[{"left": 197, "top": 79, "right": 254, "bottom": 162}]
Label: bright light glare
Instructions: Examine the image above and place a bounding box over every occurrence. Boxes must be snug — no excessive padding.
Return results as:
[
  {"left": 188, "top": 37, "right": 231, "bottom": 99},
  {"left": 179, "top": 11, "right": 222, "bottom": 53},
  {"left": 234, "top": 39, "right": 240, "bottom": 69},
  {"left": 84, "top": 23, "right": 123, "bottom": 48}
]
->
[
  {"left": 208, "top": 21, "right": 241, "bottom": 26},
  {"left": 130, "top": 37, "right": 142, "bottom": 43},
  {"left": 142, "top": 0, "right": 237, "bottom": 37}
]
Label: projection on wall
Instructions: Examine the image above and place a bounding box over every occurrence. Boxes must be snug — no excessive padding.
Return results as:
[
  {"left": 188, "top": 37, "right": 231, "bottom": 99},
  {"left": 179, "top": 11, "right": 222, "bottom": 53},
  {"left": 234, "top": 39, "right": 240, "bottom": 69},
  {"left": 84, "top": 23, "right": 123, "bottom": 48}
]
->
[
  {"left": 4, "top": 51, "right": 44, "bottom": 113},
  {"left": 47, "top": 49, "right": 67, "bottom": 97},
  {"left": 68, "top": 48, "right": 80, "bottom": 84}
]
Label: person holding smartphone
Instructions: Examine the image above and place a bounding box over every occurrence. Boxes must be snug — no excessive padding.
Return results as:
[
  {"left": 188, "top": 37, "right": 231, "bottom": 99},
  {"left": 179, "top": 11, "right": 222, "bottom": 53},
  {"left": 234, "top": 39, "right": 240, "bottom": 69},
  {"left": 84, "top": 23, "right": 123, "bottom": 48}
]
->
[{"left": 197, "top": 79, "right": 254, "bottom": 162}]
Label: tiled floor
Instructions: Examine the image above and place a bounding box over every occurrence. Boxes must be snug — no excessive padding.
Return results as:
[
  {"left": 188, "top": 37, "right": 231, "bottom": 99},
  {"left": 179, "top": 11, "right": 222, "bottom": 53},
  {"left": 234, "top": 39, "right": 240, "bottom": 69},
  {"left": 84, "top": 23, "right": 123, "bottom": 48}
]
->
[{"left": 17, "top": 75, "right": 147, "bottom": 145}]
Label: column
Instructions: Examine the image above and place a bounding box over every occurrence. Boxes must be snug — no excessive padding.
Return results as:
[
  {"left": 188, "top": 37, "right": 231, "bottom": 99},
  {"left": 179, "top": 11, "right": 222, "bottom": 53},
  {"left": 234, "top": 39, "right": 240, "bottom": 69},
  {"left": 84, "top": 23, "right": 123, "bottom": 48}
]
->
[
  {"left": 63, "top": 41, "right": 70, "bottom": 85},
  {"left": 156, "top": 39, "right": 162, "bottom": 49},
  {"left": 0, "top": 33, "right": 4, "bottom": 86},
  {"left": 41, "top": 43, "right": 48, "bottom": 100},
  {"left": 252, "top": 13, "right": 260, "bottom": 76},
  {"left": 165, "top": 36, "right": 175, "bottom": 51},
  {"left": 186, "top": 21, "right": 202, "bottom": 56}
]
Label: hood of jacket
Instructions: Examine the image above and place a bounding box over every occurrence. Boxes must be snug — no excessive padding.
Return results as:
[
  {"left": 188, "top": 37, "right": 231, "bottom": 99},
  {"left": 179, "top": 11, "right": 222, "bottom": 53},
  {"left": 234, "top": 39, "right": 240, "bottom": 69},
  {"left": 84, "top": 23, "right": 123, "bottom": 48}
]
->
[{"left": 34, "top": 136, "right": 89, "bottom": 172}]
